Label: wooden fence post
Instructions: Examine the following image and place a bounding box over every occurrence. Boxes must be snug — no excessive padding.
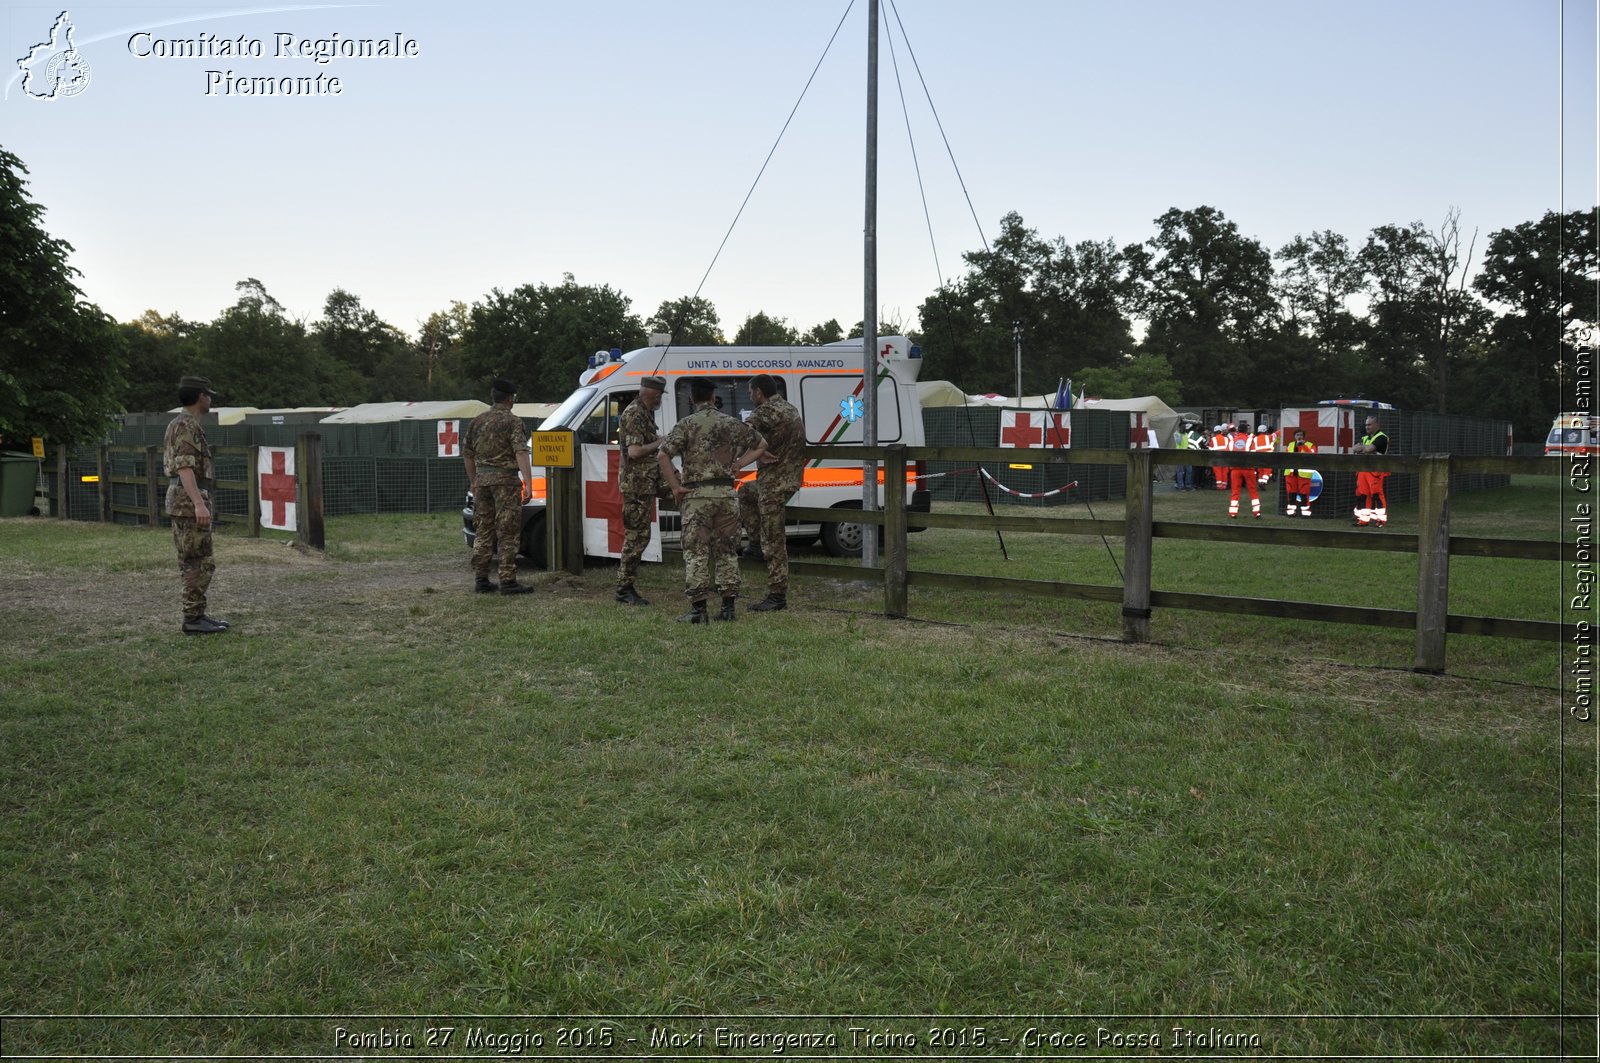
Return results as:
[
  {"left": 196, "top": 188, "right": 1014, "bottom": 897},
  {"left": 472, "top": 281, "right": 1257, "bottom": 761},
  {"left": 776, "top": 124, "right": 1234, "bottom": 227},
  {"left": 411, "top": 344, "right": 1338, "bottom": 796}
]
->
[
  {"left": 54, "top": 445, "right": 68, "bottom": 519},
  {"left": 297, "top": 432, "right": 325, "bottom": 550},
  {"left": 546, "top": 463, "right": 584, "bottom": 576},
  {"left": 144, "top": 445, "right": 162, "bottom": 527},
  {"left": 97, "top": 445, "right": 109, "bottom": 522},
  {"left": 1413, "top": 454, "right": 1451, "bottom": 674},
  {"left": 883, "top": 444, "right": 908, "bottom": 618},
  {"left": 1122, "top": 448, "right": 1153, "bottom": 642},
  {"left": 247, "top": 445, "right": 261, "bottom": 537}
]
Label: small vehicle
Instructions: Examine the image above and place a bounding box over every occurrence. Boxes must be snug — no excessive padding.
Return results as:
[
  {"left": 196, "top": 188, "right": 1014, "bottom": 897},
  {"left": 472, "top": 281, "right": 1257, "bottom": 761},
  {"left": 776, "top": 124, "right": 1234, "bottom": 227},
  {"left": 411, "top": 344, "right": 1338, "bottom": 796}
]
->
[
  {"left": 463, "top": 335, "right": 932, "bottom": 564},
  {"left": 1545, "top": 412, "right": 1599, "bottom": 457}
]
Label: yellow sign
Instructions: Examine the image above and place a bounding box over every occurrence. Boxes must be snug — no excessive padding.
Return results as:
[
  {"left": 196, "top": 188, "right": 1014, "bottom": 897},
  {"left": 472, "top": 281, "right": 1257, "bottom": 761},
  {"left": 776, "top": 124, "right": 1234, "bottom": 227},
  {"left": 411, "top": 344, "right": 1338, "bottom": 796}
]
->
[
  {"left": 81, "top": 475, "right": 100, "bottom": 483},
  {"left": 532, "top": 430, "right": 575, "bottom": 469},
  {"left": 1008, "top": 463, "right": 1034, "bottom": 470},
  {"left": 31, "top": 437, "right": 44, "bottom": 459}
]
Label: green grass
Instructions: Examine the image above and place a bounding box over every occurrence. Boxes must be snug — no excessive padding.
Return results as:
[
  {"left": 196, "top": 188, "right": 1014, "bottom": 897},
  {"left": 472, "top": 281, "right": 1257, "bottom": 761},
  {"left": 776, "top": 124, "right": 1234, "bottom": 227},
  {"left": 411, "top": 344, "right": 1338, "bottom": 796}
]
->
[{"left": 0, "top": 489, "right": 1592, "bottom": 1059}]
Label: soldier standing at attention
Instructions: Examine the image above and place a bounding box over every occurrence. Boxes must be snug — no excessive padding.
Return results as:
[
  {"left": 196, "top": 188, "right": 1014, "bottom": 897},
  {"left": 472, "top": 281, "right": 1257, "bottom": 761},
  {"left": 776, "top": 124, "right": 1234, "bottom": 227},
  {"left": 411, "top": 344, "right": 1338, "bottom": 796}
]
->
[
  {"left": 657, "top": 378, "right": 766, "bottom": 624},
  {"left": 464, "top": 377, "right": 535, "bottom": 595},
  {"left": 615, "top": 375, "right": 669, "bottom": 605},
  {"left": 165, "top": 375, "right": 228, "bottom": 635},
  {"left": 738, "top": 374, "right": 806, "bottom": 612}
]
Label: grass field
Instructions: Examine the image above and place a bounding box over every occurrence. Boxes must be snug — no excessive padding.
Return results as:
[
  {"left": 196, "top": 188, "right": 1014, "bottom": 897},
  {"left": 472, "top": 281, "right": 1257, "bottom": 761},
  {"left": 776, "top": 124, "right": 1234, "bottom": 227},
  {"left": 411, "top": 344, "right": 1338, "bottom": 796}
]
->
[{"left": 0, "top": 475, "right": 1593, "bottom": 1059}]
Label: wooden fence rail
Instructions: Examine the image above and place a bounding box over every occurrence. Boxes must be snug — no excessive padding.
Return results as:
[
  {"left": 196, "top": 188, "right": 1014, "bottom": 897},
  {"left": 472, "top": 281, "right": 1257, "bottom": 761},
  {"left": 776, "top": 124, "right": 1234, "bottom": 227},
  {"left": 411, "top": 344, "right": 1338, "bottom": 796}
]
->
[
  {"left": 50, "top": 436, "right": 324, "bottom": 548},
  {"left": 774, "top": 443, "right": 1569, "bottom": 675}
]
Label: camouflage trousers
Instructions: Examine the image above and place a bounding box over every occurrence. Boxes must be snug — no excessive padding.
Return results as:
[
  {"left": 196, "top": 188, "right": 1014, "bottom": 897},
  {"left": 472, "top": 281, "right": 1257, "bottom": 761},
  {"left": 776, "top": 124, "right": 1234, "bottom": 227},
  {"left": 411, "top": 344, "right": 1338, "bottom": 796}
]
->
[
  {"left": 617, "top": 492, "right": 667, "bottom": 587},
  {"left": 171, "top": 515, "right": 215, "bottom": 622},
  {"left": 680, "top": 489, "right": 740, "bottom": 602},
  {"left": 738, "top": 478, "right": 796, "bottom": 593},
  {"left": 471, "top": 482, "right": 524, "bottom": 582}
]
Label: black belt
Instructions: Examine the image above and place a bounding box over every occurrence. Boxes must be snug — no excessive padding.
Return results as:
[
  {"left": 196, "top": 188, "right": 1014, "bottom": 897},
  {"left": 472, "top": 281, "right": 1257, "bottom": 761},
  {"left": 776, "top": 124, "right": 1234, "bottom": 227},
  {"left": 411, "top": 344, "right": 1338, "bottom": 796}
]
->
[{"left": 684, "top": 478, "right": 734, "bottom": 488}]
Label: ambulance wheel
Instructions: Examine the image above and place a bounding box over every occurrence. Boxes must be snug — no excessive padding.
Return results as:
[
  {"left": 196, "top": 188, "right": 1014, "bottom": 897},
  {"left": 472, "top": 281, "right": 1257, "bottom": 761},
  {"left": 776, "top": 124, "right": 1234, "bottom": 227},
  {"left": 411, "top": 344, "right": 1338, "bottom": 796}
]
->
[
  {"left": 519, "top": 511, "right": 548, "bottom": 569},
  {"left": 821, "top": 501, "right": 882, "bottom": 558}
]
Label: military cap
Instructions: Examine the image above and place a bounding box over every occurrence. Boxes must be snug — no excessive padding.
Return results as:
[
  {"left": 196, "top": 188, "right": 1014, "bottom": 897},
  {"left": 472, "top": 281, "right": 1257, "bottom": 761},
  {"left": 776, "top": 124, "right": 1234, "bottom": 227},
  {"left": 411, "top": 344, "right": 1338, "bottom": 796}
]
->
[
  {"left": 179, "top": 375, "right": 219, "bottom": 396},
  {"left": 492, "top": 377, "right": 517, "bottom": 394},
  {"left": 640, "top": 375, "right": 667, "bottom": 391}
]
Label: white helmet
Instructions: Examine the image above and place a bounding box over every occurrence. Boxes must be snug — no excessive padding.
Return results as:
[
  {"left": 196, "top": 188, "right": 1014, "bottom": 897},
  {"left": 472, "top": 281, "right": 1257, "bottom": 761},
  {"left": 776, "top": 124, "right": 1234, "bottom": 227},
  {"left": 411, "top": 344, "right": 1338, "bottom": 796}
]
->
[{"left": 1256, "top": 423, "right": 1268, "bottom": 433}]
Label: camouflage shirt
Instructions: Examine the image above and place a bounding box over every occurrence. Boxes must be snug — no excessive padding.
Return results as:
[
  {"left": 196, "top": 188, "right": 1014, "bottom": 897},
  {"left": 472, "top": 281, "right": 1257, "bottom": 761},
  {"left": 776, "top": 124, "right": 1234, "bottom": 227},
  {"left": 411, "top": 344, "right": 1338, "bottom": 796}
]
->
[
  {"left": 660, "top": 405, "right": 764, "bottom": 488},
  {"left": 464, "top": 405, "right": 529, "bottom": 486},
  {"left": 747, "top": 395, "right": 805, "bottom": 496},
  {"left": 616, "top": 397, "right": 664, "bottom": 497},
  {"left": 162, "top": 412, "right": 213, "bottom": 517}
]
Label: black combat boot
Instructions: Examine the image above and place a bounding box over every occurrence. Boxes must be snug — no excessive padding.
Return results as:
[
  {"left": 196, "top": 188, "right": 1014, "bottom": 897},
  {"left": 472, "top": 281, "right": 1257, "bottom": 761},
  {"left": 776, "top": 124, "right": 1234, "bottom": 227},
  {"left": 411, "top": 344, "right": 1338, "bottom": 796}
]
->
[
  {"left": 616, "top": 584, "right": 649, "bottom": 606},
  {"left": 715, "top": 596, "right": 738, "bottom": 622},
  {"left": 499, "top": 579, "right": 534, "bottom": 595},
  {"left": 677, "top": 601, "right": 710, "bottom": 624},
  {"left": 749, "top": 591, "right": 787, "bottom": 612},
  {"left": 741, "top": 543, "right": 765, "bottom": 562},
  {"left": 474, "top": 575, "right": 498, "bottom": 593},
  {"left": 181, "top": 616, "right": 227, "bottom": 635}
]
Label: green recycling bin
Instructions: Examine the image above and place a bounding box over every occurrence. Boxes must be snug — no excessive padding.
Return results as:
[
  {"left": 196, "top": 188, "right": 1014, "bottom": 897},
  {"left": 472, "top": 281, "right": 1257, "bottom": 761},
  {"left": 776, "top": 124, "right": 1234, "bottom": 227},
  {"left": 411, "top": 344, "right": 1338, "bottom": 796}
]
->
[{"left": 0, "top": 451, "right": 41, "bottom": 516}]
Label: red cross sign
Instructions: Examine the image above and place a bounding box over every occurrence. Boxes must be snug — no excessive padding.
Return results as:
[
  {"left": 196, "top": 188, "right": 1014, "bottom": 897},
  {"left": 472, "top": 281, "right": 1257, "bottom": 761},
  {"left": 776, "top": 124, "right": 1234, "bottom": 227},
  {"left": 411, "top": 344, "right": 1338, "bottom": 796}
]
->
[
  {"left": 258, "top": 446, "right": 297, "bottom": 531},
  {"left": 437, "top": 419, "right": 461, "bottom": 457},
  {"left": 1000, "top": 411, "right": 1043, "bottom": 448},
  {"left": 584, "top": 448, "right": 628, "bottom": 552}
]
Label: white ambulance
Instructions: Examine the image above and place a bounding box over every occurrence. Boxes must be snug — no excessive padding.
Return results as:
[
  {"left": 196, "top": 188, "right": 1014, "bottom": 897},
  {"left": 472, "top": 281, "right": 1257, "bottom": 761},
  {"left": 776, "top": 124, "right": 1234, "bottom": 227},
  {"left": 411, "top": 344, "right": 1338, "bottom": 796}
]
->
[
  {"left": 1545, "top": 412, "right": 1600, "bottom": 458},
  {"left": 462, "top": 335, "right": 933, "bottom": 563}
]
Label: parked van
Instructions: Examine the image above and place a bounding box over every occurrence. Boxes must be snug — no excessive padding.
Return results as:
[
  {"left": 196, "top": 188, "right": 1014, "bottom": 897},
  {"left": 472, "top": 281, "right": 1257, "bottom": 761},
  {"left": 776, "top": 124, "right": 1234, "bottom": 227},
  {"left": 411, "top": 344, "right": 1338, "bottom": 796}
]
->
[
  {"left": 463, "top": 335, "right": 932, "bottom": 562},
  {"left": 1545, "top": 412, "right": 1600, "bottom": 457}
]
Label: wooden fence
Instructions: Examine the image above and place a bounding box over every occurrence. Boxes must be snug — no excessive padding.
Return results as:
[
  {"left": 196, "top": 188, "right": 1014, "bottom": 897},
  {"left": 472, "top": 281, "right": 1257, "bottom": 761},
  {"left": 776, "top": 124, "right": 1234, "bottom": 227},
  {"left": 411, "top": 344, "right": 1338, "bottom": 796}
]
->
[
  {"left": 44, "top": 435, "right": 326, "bottom": 549},
  {"left": 549, "top": 443, "right": 1569, "bottom": 675}
]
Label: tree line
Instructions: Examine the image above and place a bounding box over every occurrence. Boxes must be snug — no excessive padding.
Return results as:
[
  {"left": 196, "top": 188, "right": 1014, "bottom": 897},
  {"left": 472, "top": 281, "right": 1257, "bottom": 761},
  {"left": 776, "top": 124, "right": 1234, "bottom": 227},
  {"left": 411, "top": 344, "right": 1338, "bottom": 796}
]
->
[{"left": 2, "top": 145, "right": 1593, "bottom": 449}]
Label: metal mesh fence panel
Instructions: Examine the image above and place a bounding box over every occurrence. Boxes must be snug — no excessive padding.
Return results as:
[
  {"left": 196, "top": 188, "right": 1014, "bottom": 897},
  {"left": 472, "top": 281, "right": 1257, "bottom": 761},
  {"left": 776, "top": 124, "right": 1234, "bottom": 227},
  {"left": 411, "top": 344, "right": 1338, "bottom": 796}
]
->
[{"left": 922, "top": 407, "right": 1130, "bottom": 506}]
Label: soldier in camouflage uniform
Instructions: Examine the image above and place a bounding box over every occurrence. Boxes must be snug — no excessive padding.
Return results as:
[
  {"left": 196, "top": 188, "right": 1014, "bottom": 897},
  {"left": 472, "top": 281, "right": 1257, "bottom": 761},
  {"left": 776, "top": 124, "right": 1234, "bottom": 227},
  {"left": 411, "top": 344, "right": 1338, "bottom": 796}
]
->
[
  {"left": 164, "top": 375, "right": 228, "bottom": 635},
  {"left": 657, "top": 378, "right": 766, "bottom": 623},
  {"left": 614, "top": 375, "right": 670, "bottom": 606},
  {"left": 464, "top": 377, "right": 535, "bottom": 595},
  {"left": 737, "top": 374, "right": 805, "bottom": 612}
]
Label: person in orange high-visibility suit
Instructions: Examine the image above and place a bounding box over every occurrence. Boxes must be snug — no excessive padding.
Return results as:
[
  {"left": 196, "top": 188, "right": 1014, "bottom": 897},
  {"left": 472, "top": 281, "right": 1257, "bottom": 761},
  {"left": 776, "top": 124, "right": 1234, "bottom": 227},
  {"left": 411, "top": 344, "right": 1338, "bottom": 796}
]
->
[
  {"left": 1226, "top": 421, "right": 1262, "bottom": 519},
  {"left": 1283, "top": 428, "right": 1317, "bottom": 516},
  {"left": 1253, "top": 424, "right": 1275, "bottom": 486},
  {"left": 1210, "top": 424, "right": 1231, "bottom": 490}
]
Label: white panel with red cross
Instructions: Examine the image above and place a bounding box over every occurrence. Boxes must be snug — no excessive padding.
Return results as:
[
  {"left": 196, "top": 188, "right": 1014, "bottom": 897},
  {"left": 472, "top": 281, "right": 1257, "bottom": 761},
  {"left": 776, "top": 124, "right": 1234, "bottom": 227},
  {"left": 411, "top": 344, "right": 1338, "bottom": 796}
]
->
[
  {"left": 581, "top": 444, "right": 660, "bottom": 562},
  {"left": 258, "top": 446, "right": 297, "bottom": 531},
  {"left": 998, "top": 410, "right": 1070, "bottom": 449},
  {"left": 1278, "top": 407, "right": 1358, "bottom": 453},
  {"left": 436, "top": 420, "right": 461, "bottom": 458}
]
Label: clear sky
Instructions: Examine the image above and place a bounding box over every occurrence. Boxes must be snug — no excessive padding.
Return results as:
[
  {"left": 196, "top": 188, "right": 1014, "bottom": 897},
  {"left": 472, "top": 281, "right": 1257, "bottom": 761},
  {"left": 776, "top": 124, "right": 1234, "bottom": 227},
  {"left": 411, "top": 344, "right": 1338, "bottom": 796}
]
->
[{"left": 3, "top": 0, "right": 1595, "bottom": 344}]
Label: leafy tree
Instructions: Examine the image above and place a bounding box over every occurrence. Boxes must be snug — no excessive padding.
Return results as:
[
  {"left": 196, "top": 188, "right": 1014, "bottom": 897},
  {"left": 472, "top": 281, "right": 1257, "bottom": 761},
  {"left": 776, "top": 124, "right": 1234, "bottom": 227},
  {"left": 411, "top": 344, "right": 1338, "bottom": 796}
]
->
[
  {"left": 647, "top": 295, "right": 723, "bottom": 345},
  {"left": 1471, "top": 206, "right": 1600, "bottom": 439},
  {"left": 1359, "top": 212, "right": 1490, "bottom": 412},
  {"left": 1076, "top": 353, "right": 1183, "bottom": 405},
  {"left": 458, "top": 274, "right": 645, "bottom": 402},
  {"left": 732, "top": 311, "right": 800, "bottom": 346},
  {"left": 314, "top": 288, "right": 409, "bottom": 393},
  {"left": 917, "top": 211, "right": 1138, "bottom": 395},
  {"left": 1273, "top": 230, "right": 1369, "bottom": 397},
  {"left": 0, "top": 148, "right": 126, "bottom": 446},
  {"left": 800, "top": 319, "right": 845, "bottom": 345},
  {"left": 195, "top": 279, "right": 360, "bottom": 407},
  {"left": 1134, "top": 206, "right": 1278, "bottom": 406},
  {"left": 414, "top": 301, "right": 471, "bottom": 398},
  {"left": 118, "top": 310, "right": 202, "bottom": 412}
]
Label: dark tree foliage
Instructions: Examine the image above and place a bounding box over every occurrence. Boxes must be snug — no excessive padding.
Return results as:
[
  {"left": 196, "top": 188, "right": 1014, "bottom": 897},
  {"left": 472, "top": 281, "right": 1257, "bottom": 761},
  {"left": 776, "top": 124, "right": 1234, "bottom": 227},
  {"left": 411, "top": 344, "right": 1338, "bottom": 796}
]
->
[
  {"left": 917, "top": 211, "right": 1137, "bottom": 396},
  {"left": 1470, "top": 207, "right": 1599, "bottom": 441},
  {"left": 0, "top": 148, "right": 125, "bottom": 446},
  {"left": 732, "top": 311, "right": 800, "bottom": 346},
  {"left": 647, "top": 295, "right": 723, "bottom": 345},
  {"left": 458, "top": 275, "right": 645, "bottom": 403},
  {"left": 1134, "top": 206, "right": 1278, "bottom": 406}
]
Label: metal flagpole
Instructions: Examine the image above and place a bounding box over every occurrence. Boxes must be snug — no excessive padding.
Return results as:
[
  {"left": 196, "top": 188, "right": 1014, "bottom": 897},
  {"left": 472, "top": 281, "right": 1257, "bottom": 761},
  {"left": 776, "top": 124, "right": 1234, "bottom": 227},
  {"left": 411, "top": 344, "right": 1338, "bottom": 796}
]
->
[{"left": 861, "top": 0, "right": 879, "bottom": 569}]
